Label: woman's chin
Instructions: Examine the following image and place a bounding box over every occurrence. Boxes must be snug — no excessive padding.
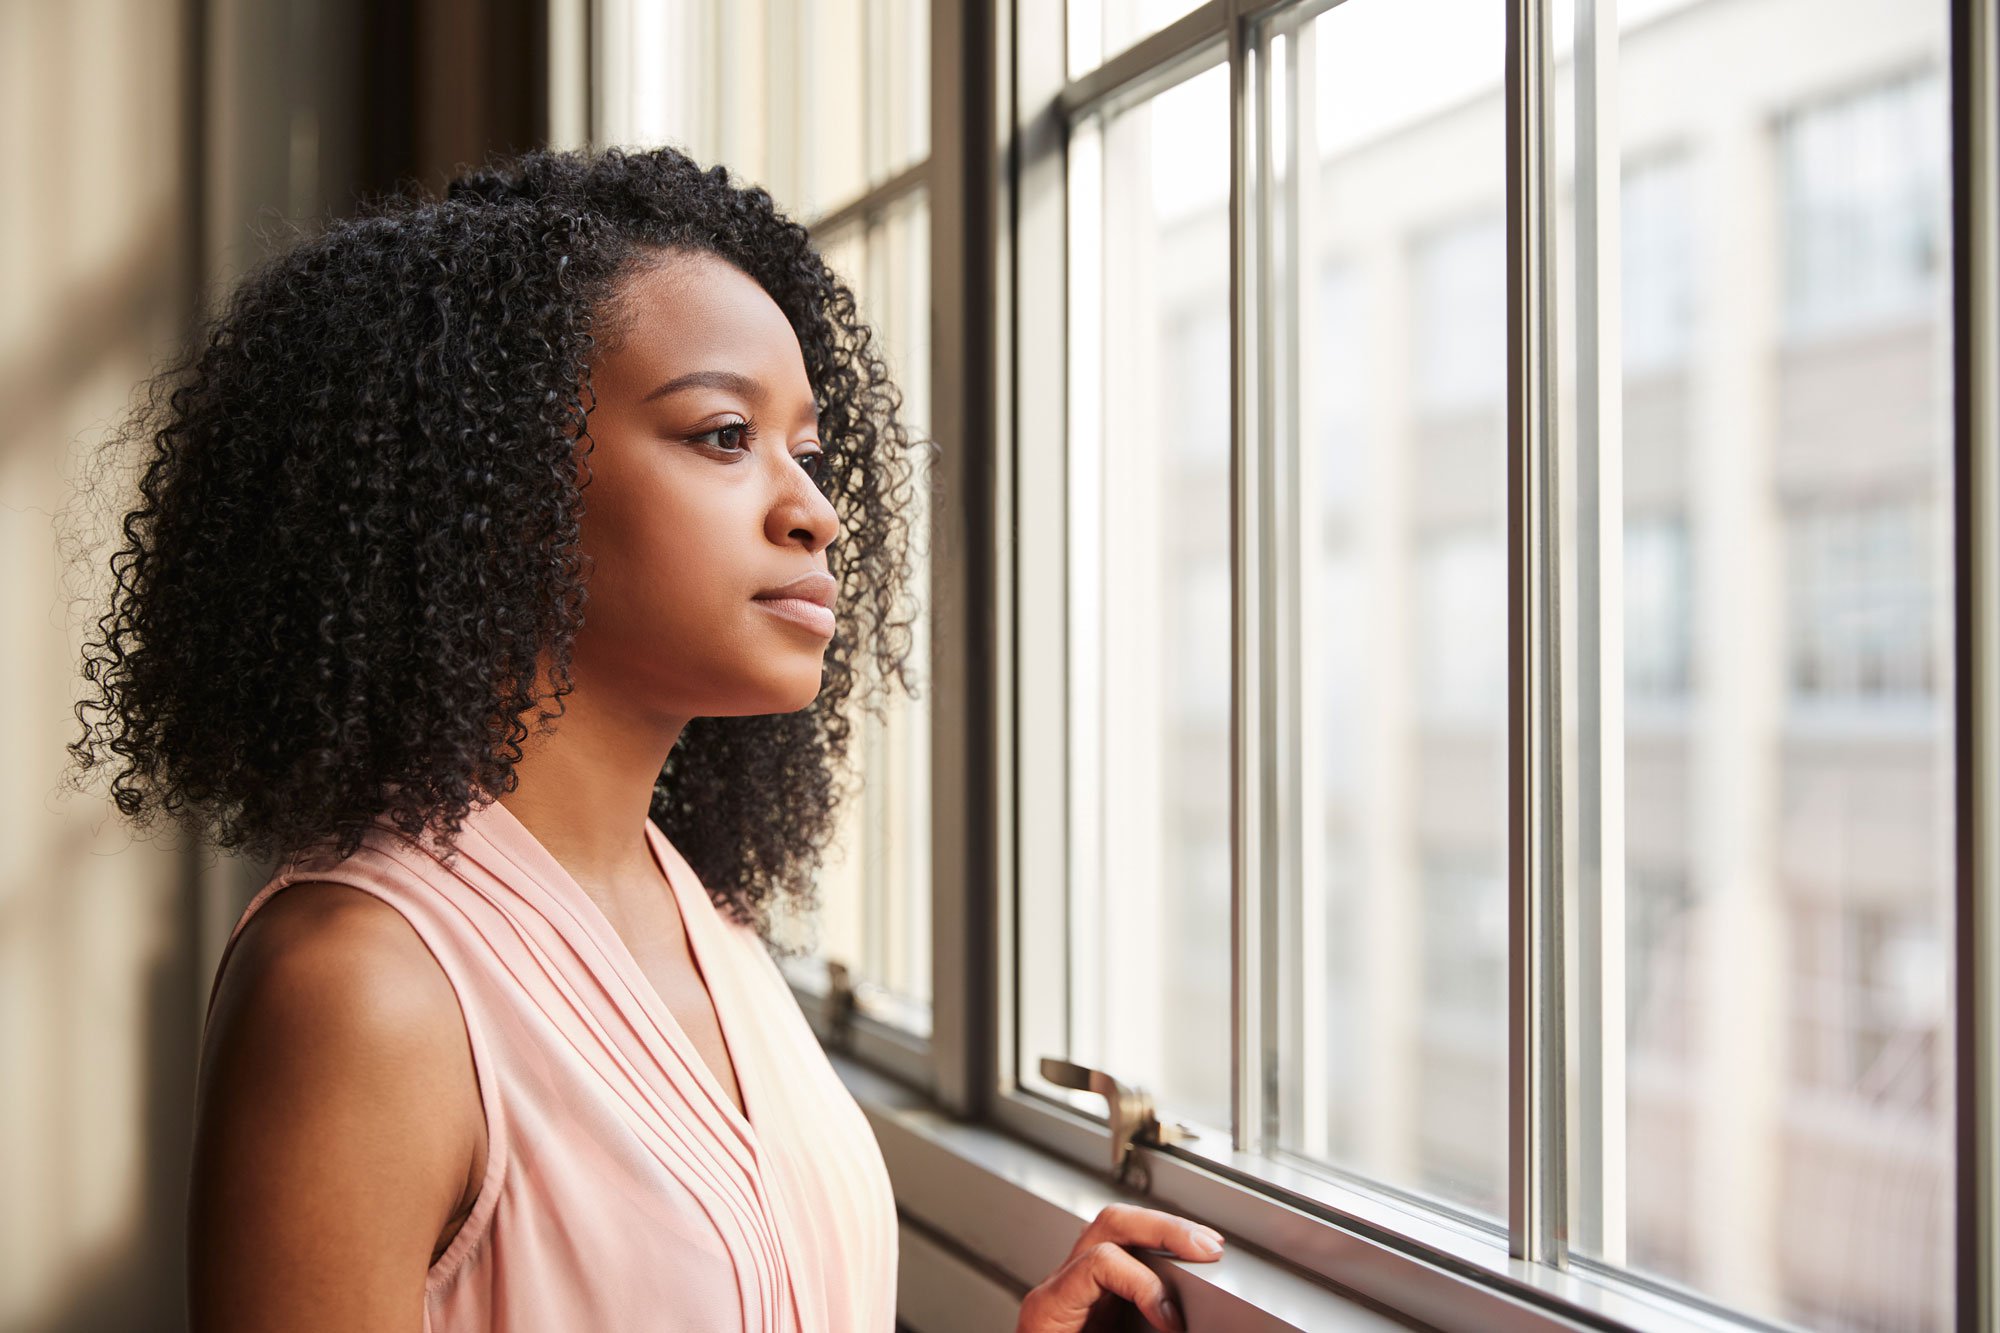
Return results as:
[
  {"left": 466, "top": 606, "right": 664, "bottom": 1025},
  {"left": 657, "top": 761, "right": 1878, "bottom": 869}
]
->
[{"left": 744, "top": 671, "right": 825, "bottom": 716}]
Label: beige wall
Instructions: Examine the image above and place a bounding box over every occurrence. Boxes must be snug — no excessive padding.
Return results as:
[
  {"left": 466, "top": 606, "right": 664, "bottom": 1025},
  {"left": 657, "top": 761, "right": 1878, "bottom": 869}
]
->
[
  {"left": 0, "top": 4, "right": 543, "bottom": 1327},
  {"left": 2, "top": 3, "right": 208, "bottom": 1327}
]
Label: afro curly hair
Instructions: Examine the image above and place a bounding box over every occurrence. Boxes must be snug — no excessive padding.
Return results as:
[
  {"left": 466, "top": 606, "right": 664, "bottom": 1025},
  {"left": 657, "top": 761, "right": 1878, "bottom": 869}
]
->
[{"left": 65, "top": 144, "right": 935, "bottom": 950}]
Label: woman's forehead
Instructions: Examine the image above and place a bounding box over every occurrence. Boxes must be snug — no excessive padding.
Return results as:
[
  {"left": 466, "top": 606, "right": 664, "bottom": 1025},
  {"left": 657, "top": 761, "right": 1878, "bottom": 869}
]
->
[{"left": 594, "top": 251, "right": 817, "bottom": 416}]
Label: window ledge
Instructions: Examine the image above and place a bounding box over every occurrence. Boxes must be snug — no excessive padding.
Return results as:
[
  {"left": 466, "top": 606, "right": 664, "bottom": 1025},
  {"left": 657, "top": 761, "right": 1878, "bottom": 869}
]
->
[
  {"left": 830, "top": 1052, "right": 1464, "bottom": 1333},
  {"left": 831, "top": 1052, "right": 1803, "bottom": 1333}
]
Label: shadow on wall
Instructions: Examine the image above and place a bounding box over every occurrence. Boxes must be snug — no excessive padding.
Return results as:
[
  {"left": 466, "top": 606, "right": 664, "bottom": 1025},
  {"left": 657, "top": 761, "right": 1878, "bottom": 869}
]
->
[
  {"left": 0, "top": 2, "right": 550, "bottom": 1329},
  {"left": 19, "top": 881, "right": 200, "bottom": 1333},
  {"left": 1, "top": 0, "right": 206, "bottom": 1326}
]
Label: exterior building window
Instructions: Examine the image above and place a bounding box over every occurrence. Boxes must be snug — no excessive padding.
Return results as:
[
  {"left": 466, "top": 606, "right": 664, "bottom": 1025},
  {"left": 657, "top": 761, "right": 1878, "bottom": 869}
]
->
[
  {"left": 1778, "top": 70, "right": 1947, "bottom": 340},
  {"left": 1787, "top": 899, "right": 1947, "bottom": 1113},
  {"left": 1785, "top": 499, "right": 1936, "bottom": 706}
]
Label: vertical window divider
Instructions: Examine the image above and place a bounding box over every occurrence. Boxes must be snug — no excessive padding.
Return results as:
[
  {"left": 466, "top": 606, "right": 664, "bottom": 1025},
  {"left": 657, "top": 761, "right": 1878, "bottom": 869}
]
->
[
  {"left": 924, "top": 0, "right": 995, "bottom": 1120},
  {"left": 1571, "top": 0, "right": 1628, "bottom": 1268},
  {"left": 1269, "top": 9, "right": 1327, "bottom": 1165},
  {"left": 1507, "top": 0, "right": 1571, "bottom": 1269},
  {"left": 1228, "top": 0, "right": 1273, "bottom": 1158},
  {"left": 1951, "top": 0, "right": 2000, "bottom": 1325},
  {"left": 1002, "top": 0, "right": 1073, "bottom": 1126}
]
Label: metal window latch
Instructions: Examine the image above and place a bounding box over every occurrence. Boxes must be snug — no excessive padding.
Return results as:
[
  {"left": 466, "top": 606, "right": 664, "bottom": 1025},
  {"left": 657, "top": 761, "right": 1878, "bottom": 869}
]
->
[
  {"left": 823, "top": 959, "right": 858, "bottom": 1049},
  {"left": 1039, "top": 1057, "right": 1199, "bottom": 1193}
]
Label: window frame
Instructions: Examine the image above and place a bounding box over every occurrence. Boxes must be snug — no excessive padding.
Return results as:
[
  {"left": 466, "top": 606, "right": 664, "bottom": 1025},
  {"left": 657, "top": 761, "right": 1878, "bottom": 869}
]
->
[{"left": 982, "top": 1, "right": 2000, "bottom": 1329}]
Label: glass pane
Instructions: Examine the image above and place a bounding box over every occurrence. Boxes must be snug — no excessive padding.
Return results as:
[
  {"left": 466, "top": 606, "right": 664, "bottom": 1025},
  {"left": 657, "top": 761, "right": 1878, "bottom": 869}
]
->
[
  {"left": 1266, "top": 0, "right": 1512, "bottom": 1226},
  {"left": 1066, "top": 0, "right": 1209, "bottom": 81},
  {"left": 870, "top": 0, "right": 930, "bottom": 185},
  {"left": 1557, "top": 3, "right": 1954, "bottom": 1329},
  {"left": 1022, "top": 63, "right": 1233, "bottom": 1131},
  {"left": 799, "top": 0, "right": 931, "bottom": 214},
  {"left": 770, "top": 198, "right": 934, "bottom": 1033},
  {"left": 799, "top": 0, "right": 869, "bottom": 216},
  {"left": 601, "top": 0, "right": 928, "bottom": 221}
]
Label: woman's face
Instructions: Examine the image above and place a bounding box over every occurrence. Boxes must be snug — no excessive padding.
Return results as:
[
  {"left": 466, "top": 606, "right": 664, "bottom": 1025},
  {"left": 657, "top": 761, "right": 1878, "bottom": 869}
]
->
[{"left": 564, "top": 248, "right": 842, "bottom": 723}]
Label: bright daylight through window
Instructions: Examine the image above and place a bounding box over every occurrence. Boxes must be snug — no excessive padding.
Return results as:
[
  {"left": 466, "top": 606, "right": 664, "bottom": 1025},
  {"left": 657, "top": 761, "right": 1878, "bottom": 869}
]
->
[{"left": 1016, "top": 1, "right": 1961, "bottom": 1330}]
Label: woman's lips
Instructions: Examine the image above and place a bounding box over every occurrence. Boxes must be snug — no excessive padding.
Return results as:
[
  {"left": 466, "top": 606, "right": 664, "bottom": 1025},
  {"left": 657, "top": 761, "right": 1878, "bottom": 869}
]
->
[{"left": 752, "top": 595, "right": 836, "bottom": 638}]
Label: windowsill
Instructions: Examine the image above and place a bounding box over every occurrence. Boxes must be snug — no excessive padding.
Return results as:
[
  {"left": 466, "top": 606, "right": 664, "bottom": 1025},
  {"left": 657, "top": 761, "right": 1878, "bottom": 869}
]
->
[
  {"left": 828, "top": 1051, "right": 1425, "bottom": 1333},
  {"left": 825, "top": 1046, "right": 1813, "bottom": 1333}
]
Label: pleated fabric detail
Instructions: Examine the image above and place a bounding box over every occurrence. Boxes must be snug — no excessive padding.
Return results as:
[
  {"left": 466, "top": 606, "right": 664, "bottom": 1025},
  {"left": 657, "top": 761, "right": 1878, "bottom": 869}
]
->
[{"left": 204, "top": 796, "right": 900, "bottom": 1332}]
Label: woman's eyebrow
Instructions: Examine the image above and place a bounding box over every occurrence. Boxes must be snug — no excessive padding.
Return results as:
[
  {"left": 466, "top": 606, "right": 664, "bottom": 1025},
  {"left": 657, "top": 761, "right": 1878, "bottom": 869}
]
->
[
  {"left": 644, "top": 366, "right": 820, "bottom": 431},
  {"left": 642, "top": 368, "right": 762, "bottom": 403}
]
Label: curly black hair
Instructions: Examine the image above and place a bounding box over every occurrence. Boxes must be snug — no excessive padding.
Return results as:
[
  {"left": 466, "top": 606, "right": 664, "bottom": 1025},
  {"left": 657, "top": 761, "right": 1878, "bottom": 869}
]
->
[{"left": 64, "top": 144, "right": 934, "bottom": 951}]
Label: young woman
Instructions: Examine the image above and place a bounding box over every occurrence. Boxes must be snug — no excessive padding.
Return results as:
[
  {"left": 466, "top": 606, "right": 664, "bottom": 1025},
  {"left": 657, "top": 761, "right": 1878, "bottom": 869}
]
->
[{"left": 71, "top": 145, "right": 1223, "bottom": 1331}]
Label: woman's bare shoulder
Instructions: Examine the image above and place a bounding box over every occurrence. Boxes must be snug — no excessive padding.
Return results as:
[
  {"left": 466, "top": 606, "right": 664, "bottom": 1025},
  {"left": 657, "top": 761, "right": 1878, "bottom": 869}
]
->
[
  {"left": 189, "top": 880, "right": 485, "bottom": 1331},
  {"left": 208, "top": 880, "right": 463, "bottom": 1035}
]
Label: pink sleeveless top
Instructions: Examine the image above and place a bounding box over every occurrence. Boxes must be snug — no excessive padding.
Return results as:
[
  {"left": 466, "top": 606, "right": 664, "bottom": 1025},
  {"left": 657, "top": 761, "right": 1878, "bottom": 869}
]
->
[{"left": 203, "top": 796, "right": 899, "bottom": 1332}]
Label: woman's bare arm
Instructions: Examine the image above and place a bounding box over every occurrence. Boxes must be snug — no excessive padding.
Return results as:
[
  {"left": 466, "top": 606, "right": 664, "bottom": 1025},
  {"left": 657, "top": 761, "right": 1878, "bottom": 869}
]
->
[{"left": 188, "top": 882, "right": 485, "bottom": 1331}]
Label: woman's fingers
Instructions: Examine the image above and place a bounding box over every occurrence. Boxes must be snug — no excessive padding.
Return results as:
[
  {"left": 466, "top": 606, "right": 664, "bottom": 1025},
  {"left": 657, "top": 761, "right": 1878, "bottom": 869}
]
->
[
  {"left": 1026, "top": 1240, "right": 1187, "bottom": 1332},
  {"left": 1015, "top": 1203, "right": 1227, "bottom": 1332},
  {"left": 1068, "top": 1201, "right": 1226, "bottom": 1266}
]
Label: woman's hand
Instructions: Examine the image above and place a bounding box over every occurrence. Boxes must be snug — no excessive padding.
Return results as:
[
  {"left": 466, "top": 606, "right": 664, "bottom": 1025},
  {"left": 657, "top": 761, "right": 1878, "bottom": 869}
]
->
[{"left": 1014, "top": 1201, "right": 1226, "bottom": 1333}]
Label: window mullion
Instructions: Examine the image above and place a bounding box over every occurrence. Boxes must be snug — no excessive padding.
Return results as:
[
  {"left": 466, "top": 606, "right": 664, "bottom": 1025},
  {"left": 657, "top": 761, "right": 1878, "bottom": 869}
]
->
[
  {"left": 1952, "top": 0, "right": 2000, "bottom": 1326},
  {"left": 1506, "top": 0, "right": 1569, "bottom": 1270},
  {"left": 921, "top": 0, "right": 997, "bottom": 1120},
  {"left": 1005, "top": 0, "right": 1071, "bottom": 1113},
  {"left": 802, "top": 160, "right": 933, "bottom": 243},
  {"left": 1570, "top": 0, "right": 1628, "bottom": 1267},
  {"left": 1228, "top": 1, "right": 1272, "bottom": 1158}
]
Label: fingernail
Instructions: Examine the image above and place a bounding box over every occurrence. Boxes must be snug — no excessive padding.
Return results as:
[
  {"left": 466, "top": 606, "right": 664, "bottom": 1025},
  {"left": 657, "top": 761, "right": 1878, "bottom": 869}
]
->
[
  {"left": 1191, "top": 1227, "right": 1223, "bottom": 1255},
  {"left": 1161, "top": 1296, "right": 1186, "bottom": 1331}
]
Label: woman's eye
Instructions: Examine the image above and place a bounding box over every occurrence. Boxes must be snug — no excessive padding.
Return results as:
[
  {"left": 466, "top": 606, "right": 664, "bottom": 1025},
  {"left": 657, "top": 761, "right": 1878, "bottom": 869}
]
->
[
  {"left": 697, "top": 421, "right": 751, "bottom": 451},
  {"left": 797, "top": 451, "right": 827, "bottom": 480}
]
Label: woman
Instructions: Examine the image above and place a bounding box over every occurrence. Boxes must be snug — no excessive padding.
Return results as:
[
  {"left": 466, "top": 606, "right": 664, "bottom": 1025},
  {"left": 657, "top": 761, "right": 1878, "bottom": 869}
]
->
[{"left": 70, "top": 144, "right": 1223, "bottom": 1331}]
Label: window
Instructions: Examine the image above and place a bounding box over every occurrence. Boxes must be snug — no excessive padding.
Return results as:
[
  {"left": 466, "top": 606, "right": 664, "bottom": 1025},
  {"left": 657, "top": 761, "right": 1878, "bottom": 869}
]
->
[
  {"left": 1011, "top": 0, "right": 1970, "bottom": 1330},
  {"left": 1036, "top": 59, "right": 1236, "bottom": 1132},
  {"left": 1786, "top": 498, "right": 1938, "bottom": 707},
  {"left": 809, "top": 192, "right": 937, "bottom": 1030},
  {"left": 1558, "top": 10, "right": 1956, "bottom": 1329},
  {"left": 595, "top": 0, "right": 928, "bottom": 221},
  {"left": 1066, "top": 0, "right": 1210, "bottom": 80},
  {"left": 1779, "top": 69, "right": 1948, "bottom": 341},
  {"left": 588, "top": 0, "right": 1999, "bottom": 1329},
  {"left": 1787, "top": 898, "right": 1947, "bottom": 1112}
]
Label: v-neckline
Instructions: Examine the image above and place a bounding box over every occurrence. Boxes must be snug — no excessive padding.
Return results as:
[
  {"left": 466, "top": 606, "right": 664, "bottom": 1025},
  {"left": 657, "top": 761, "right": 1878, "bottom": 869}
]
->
[
  {"left": 638, "top": 817, "right": 761, "bottom": 1140},
  {"left": 477, "top": 796, "right": 762, "bottom": 1150}
]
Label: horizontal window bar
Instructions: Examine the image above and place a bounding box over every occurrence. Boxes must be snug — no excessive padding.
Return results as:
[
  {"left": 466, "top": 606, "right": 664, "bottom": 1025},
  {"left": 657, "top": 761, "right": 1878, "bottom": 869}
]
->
[
  {"left": 804, "top": 158, "right": 933, "bottom": 239},
  {"left": 1057, "top": 0, "right": 1229, "bottom": 122}
]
